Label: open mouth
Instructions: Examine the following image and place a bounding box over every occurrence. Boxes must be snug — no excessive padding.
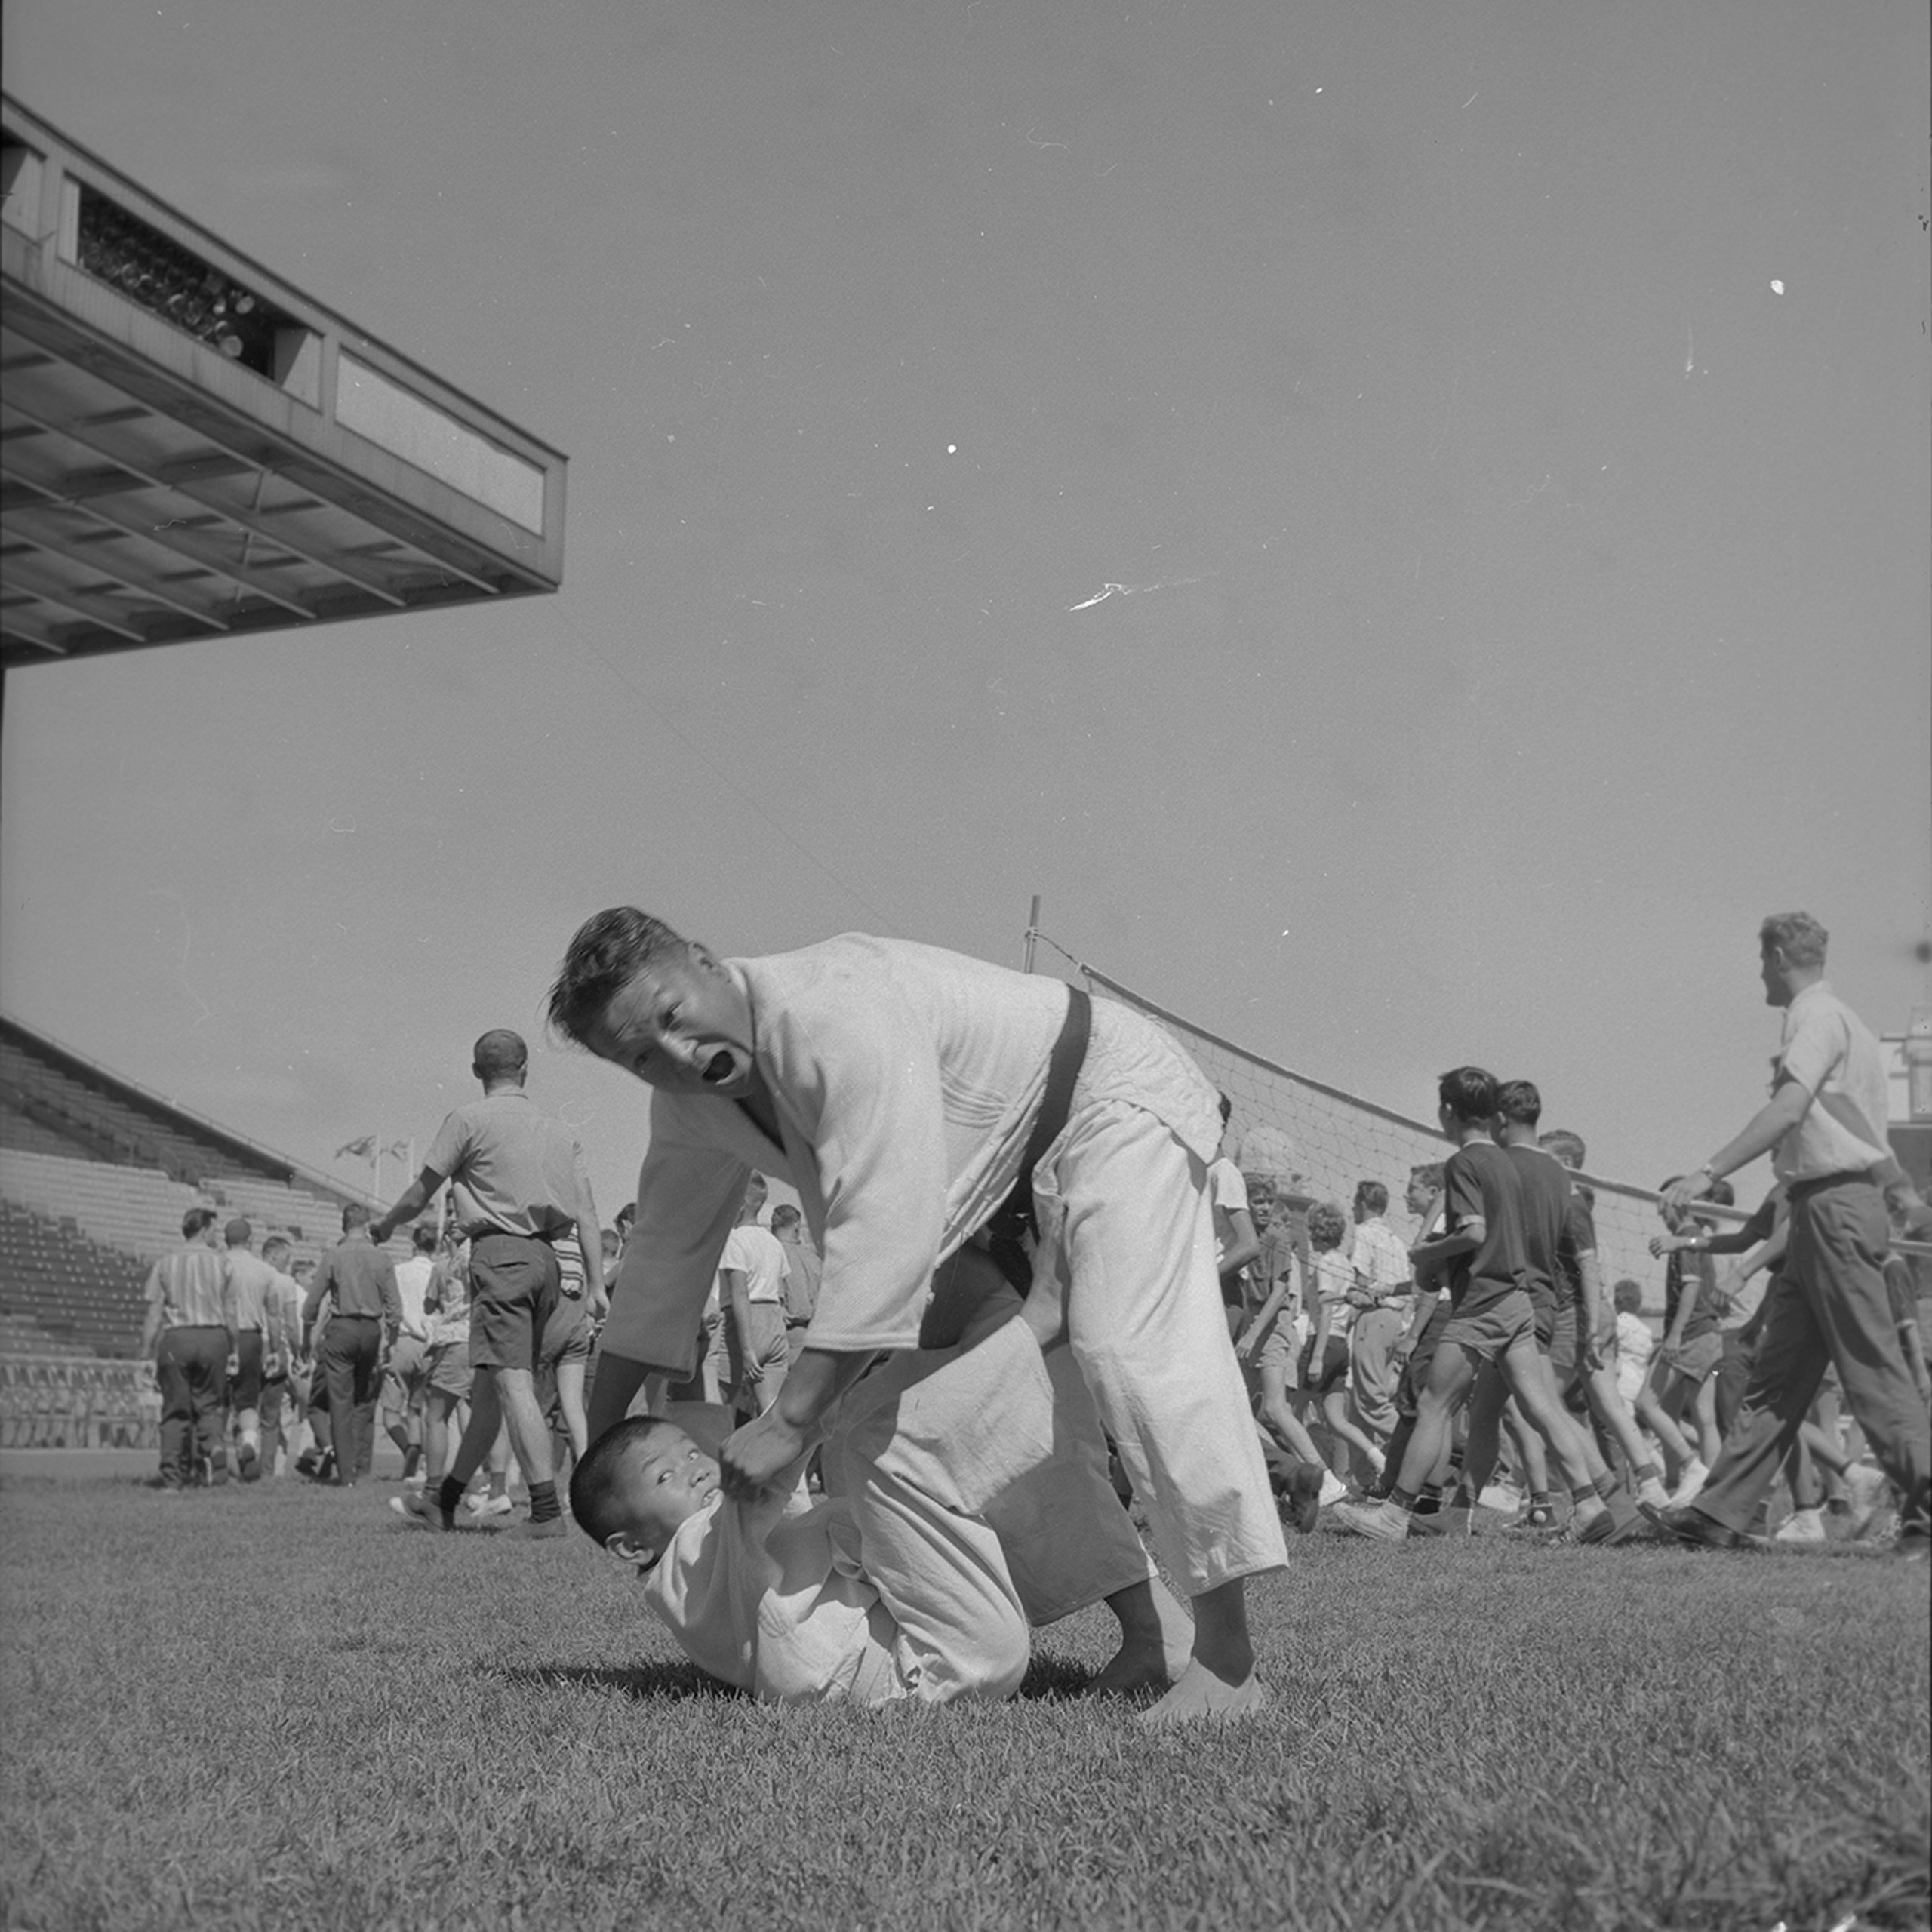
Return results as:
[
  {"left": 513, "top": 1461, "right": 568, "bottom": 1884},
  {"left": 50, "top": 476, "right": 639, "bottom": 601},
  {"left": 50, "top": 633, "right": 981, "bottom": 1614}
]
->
[{"left": 700, "top": 1049, "right": 737, "bottom": 1086}]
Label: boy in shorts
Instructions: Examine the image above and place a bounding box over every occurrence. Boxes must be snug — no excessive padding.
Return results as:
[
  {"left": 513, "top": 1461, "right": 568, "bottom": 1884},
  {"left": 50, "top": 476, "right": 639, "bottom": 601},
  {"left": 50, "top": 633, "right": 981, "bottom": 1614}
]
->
[
  {"left": 571, "top": 1247, "right": 1195, "bottom": 1709},
  {"left": 1333, "top": 1069, "right": 1624, "bottom": 1543}
]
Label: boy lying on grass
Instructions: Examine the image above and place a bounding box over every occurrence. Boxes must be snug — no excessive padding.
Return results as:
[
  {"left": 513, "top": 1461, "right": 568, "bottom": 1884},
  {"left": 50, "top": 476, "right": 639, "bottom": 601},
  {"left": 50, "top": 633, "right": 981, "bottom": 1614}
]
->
[{"left": 569, "top": 1236, "right": 1198, "bottom": 1710}]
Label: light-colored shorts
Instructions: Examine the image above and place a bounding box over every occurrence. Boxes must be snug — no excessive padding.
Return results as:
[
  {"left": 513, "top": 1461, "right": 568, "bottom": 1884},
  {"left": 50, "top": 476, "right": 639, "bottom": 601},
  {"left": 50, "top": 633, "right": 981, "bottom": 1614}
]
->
[
  {"left": 425, "top": 1342, "right": 474, "bottom": 1401},
  {"left": 381, "top": 1335, "right": 429, "bottom": 1420},
  {"left": 1439, "top": 1291, "right": 1536, "bottom": 1366}
]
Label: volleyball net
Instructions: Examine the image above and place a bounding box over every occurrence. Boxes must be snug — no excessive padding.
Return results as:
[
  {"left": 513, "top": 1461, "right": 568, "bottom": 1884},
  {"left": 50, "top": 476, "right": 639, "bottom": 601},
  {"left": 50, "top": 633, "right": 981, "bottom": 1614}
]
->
[{"left": 1028, "top": 929, "right": 1681, "bottom": 1307}]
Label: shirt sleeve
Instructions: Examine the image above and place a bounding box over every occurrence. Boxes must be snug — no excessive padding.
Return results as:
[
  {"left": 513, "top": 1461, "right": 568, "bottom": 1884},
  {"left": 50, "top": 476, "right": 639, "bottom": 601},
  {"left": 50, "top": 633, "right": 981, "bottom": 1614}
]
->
[
  {"left": 301, "top": 1257, "right": 331, "bottom": 1328},
  {"left": 421, "top": 1109, "right": 469, "bottom": 1183},
  {"left": 1444, "top": 1148, "right": 1484, "bottom": 1233},
  {"left": 1211, "top": 1161, "right": 1250, "bottom": 1212},
  {"left": 602, "top": 1102, "right": 749, "bottom": 1371},
  {"left": 1562, "top": 1197, "right": 1597, "bottom": 1257},
  {"left": 763, "top": 971, "right": 949, "bottom": 1354}
]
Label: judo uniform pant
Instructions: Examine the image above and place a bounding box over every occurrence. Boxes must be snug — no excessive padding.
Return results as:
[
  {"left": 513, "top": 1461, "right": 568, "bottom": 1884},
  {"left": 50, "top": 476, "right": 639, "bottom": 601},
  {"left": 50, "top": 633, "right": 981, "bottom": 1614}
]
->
[
  {"left": 1036, "top": 1100, "right": 1288, "bottom": 1598},
  {"left": 1694, "top": 1177, "right": 1929, "bottom": 1540},
  {"left": 798, "top": 1315, "right": 1161, "bottom": 1706}
]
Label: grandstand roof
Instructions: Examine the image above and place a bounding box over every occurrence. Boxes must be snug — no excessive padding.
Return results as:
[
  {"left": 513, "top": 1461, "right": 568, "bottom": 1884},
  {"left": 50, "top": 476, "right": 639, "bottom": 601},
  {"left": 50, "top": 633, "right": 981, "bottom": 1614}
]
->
[
  {"left": 0, "top": 1011, "right": 369, "bottom": 1208},
  {"left": 0, "top": 93, "right": 566, "bottom": 671}
]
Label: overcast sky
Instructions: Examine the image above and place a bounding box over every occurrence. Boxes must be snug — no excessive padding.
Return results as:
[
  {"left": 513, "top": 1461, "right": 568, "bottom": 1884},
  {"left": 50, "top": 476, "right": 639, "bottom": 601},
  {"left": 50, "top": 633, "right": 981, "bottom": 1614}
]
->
[{"left": 3, "top": 1, "right": 1927, "bottom": 1223}]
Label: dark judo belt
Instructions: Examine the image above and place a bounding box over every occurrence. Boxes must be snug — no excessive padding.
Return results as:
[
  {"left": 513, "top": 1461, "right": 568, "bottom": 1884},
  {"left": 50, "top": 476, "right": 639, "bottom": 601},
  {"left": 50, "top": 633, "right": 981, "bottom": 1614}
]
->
[{"left": 984, "top": 985, "right": 1091, "bottom": 1293}]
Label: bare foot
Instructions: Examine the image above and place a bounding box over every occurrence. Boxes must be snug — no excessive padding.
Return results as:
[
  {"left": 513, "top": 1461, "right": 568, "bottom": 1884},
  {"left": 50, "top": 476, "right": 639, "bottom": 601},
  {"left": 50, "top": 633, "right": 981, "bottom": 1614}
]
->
[
  {"left": 1140, "top": 1658, "right": 1268, "bottom": 1727},
  {"left": 1087, "top": 1576, "right": 1195, "bottom": 1697},
  {"left": 1087, "top": 1640, "right": 1172, "bottom": 1699}
]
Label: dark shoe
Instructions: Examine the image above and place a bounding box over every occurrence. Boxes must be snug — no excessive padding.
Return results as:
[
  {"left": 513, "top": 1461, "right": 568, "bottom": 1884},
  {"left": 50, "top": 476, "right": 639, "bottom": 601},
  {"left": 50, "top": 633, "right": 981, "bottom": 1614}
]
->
[
  {"left": 1894, "top": 1533, "right": 1929, "bottom": 1563},
  {"left": 392, "top": 1491, "right": 453, "bottom": 1531},
  {"left": 1500, "top": 1505, "right": 1558, "bottom": 1534},
  {"left": 1654, "top": 1505, "right": 1755, "bottom": 1550},
  {"left": 236, "top": 1443, "right": 259, "bottom": 1481},
  {"left": 1579, "top": 1503, "right": 1648, "bottom": 1546},
  {"left": 1281, "top": 1462, "right": 1325, "bottom": 1535}
]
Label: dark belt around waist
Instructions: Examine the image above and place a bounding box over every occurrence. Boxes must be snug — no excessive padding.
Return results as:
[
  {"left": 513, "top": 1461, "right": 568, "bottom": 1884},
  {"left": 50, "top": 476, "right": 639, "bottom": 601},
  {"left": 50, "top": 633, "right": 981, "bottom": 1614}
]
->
[
  {"left": 985, "top": 986, "right": 1092, "bottom": 1293},
  {"left": 331, "top": 1312, "right": 381, "bottom": 1323},
  {"left": 1786, "top": 1171, "right": 1871, "bottom": 1203}
]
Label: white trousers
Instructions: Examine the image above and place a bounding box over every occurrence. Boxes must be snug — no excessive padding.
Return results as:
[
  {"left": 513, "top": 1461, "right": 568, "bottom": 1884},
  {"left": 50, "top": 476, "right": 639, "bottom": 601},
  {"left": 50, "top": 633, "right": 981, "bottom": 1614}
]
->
[
  {"left": 794, "top": 1317, "right": 1156, "bottom": 1706},
  {"left": 1038, "top": 1098, "right": 1288, "bottom": 1597}
]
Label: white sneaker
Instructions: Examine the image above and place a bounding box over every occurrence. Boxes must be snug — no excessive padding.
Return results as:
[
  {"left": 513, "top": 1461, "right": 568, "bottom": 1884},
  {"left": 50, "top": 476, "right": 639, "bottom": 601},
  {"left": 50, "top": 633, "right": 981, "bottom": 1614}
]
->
[
  {"left": 1774, "top": 1506, "right": 1827, "bottom": 1545},
  {"left": 1635, "top": 1477, "right": 1671, "bottom": 1512},
  {"left": 1843, "top": 1463, "right": 1890, "bottom": 1539},
  {"left": 1318, "top": 1470, "right": 1349, "bottom": 1508},
  {"left": 466, "top": 1492, "right": 514, "bottom": 1518},
  {"left": 1667, "top": 1459, "right": 1709, "bottom": 1509}
]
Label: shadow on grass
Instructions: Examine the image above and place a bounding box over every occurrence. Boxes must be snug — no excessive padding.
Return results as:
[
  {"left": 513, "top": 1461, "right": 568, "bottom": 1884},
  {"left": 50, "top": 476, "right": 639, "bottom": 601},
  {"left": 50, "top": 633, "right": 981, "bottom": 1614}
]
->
[
  {"left": 489, "top": 1660, "right": 747, "bottom": 1700},
  {"left": 488, "top": 1655, "right": 1105, "bottom": 1704}
]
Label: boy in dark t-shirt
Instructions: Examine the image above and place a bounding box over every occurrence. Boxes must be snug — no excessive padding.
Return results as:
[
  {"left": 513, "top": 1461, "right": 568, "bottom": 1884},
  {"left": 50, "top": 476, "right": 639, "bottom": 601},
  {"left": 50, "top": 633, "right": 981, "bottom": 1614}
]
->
[
  {"left": 1334, "top": 1069, "right": 1633, "bottom": 1543},
  {"left": 1468, "top": 1083, "right": 1644, "bottom": 1543}
]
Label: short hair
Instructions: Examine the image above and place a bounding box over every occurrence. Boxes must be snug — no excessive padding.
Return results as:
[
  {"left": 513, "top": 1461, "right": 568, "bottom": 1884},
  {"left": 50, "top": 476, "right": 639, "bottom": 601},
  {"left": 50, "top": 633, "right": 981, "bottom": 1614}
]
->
[
  {"left": 1494, "top": 1080, "right": 1541, "bottom": 1128},
  {"left": 1539, "top": 1129, "right": 1586, "bottom": 1169},
  {"left": 570, "top": 1416, "right": 675, "bottom": 1549},
  {"left": 769, "top": 1203, "right": 802, "bottom": 1233},
  {"left": 1306, "top": 1201, "right": 1348, "bottom": 1249},
  {"left": 341, "top": 1202, "right": 371, "bottom": 1232},
  {"left": 472, "top": 1029, "right": 528, "bottom": 1081},
  {"left": 1437, "top": 1066, "right": 1498, "bottom": 1124},
  {"left": 614, "top": 1203, "right": 638, "bottom": 1233},
  {"left": 263, "top": 1235, "right": 292, "bottom": 1261},
  {"left": 549, "top": 908, "right": 693, "bottom": 1046},
  {"left": 181, "top": 1207, "right": 217, "bottom": 1240},
  {"left": 1408, "top": 1161, "right": 1444, "bottom": 1192},
  {"left": 1758, "top": 912, "right": 1827, "bottom": 968},
  {"left": 1612, "top": 1278, "right": 1644, "bottom": 1315},
  {"left": 744, "top": 1173, "right": 768, "bottom": 1204},
  {"left": 411, "top": 1223, "right": 440, "bottom": 1254},
  {"left": 1354, "top": 1180, "right": 1389, "bottom": 1216}
]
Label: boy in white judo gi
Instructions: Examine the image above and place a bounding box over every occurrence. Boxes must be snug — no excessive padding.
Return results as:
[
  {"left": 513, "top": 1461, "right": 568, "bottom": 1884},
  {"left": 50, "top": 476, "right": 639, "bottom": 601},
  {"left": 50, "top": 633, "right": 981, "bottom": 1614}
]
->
[
  {"left": 550, "top": 914, "right": 1287, "bottom": 1723},
  {"left": 570, "top": 1255, "right": 1193, "bottom": 1707}
]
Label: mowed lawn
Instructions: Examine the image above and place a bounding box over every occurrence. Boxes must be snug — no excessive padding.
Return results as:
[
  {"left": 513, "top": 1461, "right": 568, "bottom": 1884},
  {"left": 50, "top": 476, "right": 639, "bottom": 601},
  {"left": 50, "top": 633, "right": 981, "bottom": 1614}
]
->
[{"left": 2, "top": 1474, "right": 1927, "bottom": 1932}]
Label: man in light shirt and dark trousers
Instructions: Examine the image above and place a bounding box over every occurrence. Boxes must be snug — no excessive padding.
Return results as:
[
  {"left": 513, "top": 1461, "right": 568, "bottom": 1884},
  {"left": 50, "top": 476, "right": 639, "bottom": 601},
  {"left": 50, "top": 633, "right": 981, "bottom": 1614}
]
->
[
  {"left": 1657, "top": 912, "right": 1931, "bottom": 1557},
  {"left": 139, "top": 1205, "right": 238, "bottom": 1490}
]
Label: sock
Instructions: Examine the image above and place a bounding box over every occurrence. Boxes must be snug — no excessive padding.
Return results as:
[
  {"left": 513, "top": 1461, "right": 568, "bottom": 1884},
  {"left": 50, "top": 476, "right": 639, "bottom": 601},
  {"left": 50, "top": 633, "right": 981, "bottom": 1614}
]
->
[
  {"left": 528, "top": 1480, "right": 561, "bottom": 1524},
  {"left": 437, "top": 1476, "right": 463, "bottom": 1522},
  {"left": 1592, "top": 1473, "right": 1623, "bottom": 1504},
  {"left": 1389, "top": 1487, "right": 1418, "bottom": 1515},
  {"left": 401, "top": 1444, "right": 422, "bottom": 1479},
  {"left": 489, "top": 1472, "right": 510, "bottom": 1499},
  {"left": 1632, "top": 1461, "right": 1660, "bottom": 1484}
]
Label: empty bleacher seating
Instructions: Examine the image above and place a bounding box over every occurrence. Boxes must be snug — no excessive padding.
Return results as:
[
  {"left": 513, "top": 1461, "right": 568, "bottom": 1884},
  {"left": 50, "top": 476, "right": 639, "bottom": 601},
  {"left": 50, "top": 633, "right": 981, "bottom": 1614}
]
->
[{"left": 1, "top": 1014, "right": 405, "bottom": 1386}]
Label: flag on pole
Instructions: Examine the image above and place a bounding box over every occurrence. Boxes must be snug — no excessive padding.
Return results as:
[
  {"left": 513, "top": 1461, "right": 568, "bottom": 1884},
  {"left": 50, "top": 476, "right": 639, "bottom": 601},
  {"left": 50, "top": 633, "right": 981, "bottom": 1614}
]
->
[
  {"left": 386, "top": 1140, "right": 412, "bottom": 1162},
  {"left": 334, "top": 1135, "right": 377, "bottom": 1162}
]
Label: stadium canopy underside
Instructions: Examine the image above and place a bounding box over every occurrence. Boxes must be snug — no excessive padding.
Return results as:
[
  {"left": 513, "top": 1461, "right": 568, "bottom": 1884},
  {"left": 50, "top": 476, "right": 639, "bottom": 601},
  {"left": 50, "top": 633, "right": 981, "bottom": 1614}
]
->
[{"left": 0, "top": 94, "right": 565, "bottom": 672}]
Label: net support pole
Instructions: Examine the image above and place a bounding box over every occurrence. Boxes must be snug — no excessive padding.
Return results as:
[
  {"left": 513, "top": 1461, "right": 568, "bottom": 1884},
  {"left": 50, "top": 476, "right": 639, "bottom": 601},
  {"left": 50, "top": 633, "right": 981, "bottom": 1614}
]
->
[{"left": 1023, "top": 895, "right": 1041, "bottom": 974}]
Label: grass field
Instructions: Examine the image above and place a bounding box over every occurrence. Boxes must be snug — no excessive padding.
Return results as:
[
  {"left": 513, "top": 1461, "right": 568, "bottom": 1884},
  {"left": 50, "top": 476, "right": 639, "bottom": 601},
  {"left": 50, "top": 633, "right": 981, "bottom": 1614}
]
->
[{"left": 2, "top": 1470, "right": 1927, "bottom": 1932}]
